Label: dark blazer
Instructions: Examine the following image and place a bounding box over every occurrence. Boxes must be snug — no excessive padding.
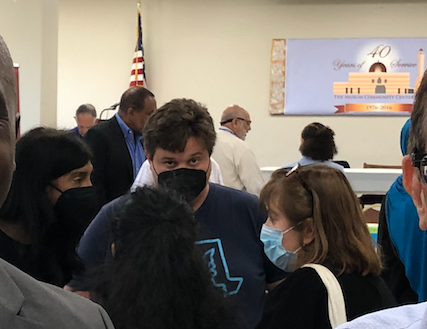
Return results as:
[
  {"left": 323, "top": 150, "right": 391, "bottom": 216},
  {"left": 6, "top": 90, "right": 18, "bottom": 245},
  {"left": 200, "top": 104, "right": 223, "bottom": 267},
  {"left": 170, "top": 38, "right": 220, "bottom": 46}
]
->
[
  {"left": 0, "top": 258, "right": 114, "bottom": 329},
  {"left": 85, "top": 115, "right": 133, "bottom": 204}
]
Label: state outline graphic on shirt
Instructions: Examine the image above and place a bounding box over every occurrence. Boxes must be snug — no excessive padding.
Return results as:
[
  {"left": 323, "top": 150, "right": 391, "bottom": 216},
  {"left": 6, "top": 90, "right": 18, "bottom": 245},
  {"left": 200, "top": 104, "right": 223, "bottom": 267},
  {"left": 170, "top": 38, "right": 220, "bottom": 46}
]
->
[{"left": 196, "top": 238, "right": 243, "bottom": 296}]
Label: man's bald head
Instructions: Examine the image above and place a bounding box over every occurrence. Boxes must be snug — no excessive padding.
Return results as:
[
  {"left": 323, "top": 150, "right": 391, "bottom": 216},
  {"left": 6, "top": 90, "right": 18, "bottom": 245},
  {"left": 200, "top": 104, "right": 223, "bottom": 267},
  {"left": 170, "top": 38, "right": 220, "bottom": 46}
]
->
[
  {"left": 220, "top": 105, "right": 251, "bottom": 140},
  {"left": 0, "top": 35, "right": 17, "bottom": 207}
]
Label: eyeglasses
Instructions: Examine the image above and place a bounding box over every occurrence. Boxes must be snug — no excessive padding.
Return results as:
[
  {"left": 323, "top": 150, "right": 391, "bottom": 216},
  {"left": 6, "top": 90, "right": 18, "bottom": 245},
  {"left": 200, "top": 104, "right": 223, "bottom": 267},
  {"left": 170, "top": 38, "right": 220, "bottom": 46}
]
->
[
  {"left": 285, "top": 164, "right": 311, "bottom": 194},
  {"left": 220, "top": 117, "right": 252, "bottom": 126},
  {"left": 411, "top": 149, "right": 427, "bottom": 183},
  {"left": 236, "top": 117, "right": 251, "bottom": 125}
]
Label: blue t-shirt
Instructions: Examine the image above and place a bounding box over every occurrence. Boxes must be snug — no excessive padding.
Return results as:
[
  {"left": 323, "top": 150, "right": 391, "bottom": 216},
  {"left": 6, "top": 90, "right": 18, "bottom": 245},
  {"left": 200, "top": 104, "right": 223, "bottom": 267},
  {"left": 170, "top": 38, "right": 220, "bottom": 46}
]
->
[{"left": 70, "top": 184, "right": 286, "bottom": 329}]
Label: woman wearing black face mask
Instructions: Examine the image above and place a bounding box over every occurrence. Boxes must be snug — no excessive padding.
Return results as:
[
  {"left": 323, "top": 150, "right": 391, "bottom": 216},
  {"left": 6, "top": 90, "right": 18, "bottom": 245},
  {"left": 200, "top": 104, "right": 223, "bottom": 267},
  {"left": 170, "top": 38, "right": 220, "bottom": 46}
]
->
[{"left": 0, "top": 127, "right": 102, "bottom": 287}]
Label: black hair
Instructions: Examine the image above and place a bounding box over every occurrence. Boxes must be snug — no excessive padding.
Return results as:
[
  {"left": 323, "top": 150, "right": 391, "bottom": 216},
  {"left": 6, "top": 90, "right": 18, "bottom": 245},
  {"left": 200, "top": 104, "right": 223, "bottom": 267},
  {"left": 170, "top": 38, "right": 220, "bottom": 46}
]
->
[
  {"left": 119, "top": 86, "right": 154, "bottom": 113},
  {"left": 0, "top": 127, "right": 93, "bottom": 285},
  {"left": 75, "top": 103, "right": 97, "bottom": 117},
  {"left": 90, "top": 186, "right": 241, "bottom": 329},
  {"left": 143, "top": 98, "right": 216, "bottom": 158},
  {"left": 299, "top": 122, "right": 337, "bottom": 161},
  {"left": 0, "top": 127, "right": 92, "bottom": 238}
]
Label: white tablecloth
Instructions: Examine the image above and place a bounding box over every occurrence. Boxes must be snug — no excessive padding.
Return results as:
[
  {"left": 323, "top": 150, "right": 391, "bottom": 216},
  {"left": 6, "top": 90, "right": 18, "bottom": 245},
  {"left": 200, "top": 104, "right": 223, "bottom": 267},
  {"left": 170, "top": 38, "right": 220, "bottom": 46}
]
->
[{"left": 260, "top": 167, "right": 402, "bottom": 195}]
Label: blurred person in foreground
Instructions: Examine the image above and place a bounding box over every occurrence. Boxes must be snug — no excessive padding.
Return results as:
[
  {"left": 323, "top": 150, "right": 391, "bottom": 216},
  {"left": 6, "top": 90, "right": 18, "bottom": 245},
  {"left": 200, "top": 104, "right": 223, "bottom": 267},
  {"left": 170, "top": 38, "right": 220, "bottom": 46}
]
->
[
  {"left": 378, "top": 118, "right": 426, "bottom": 304},
  {"left": 336, "top": 72, "right": 427, "bottom": 329}
]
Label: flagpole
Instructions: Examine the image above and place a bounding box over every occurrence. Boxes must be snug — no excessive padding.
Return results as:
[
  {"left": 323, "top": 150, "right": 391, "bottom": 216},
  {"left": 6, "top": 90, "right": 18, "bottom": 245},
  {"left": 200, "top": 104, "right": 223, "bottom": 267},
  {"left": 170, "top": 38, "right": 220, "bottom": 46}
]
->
[
  {"left": 134, "top": 1, "right": 140, "bottom": 85},
  {"left": 129, "top": 0, "right": 146, "bottom": 88}
]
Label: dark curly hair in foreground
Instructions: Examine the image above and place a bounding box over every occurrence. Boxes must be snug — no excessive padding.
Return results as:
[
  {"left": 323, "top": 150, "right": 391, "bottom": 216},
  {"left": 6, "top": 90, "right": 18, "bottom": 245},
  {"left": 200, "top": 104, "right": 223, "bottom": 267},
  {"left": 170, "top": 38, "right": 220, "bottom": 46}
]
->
[
  {"left": 299, "top": 122, "right": 337, "bottom": 161},
  {"left": 90, "top": 186, "right": 241, "bottom": 329}
]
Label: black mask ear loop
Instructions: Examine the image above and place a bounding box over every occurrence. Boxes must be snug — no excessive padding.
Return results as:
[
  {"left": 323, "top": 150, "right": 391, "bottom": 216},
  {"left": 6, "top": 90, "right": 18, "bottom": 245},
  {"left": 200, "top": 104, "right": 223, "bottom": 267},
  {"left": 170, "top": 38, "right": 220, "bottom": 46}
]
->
[
  {"left": 151, "top": 161, "right": 159, "bottom": 177},
  {"left": 49, "top": 184, "right": 64, "bottom": 194},
  {"left": 205, "top": 159, "right": 211, "bottom": 177}
]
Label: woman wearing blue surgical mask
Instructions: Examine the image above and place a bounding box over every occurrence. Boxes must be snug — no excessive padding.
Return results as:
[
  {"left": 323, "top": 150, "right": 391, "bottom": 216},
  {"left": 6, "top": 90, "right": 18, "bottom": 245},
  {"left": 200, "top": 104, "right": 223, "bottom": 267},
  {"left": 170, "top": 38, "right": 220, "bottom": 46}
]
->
[{"left": 256, "top": 164, "right": 396, "bottom": 329}]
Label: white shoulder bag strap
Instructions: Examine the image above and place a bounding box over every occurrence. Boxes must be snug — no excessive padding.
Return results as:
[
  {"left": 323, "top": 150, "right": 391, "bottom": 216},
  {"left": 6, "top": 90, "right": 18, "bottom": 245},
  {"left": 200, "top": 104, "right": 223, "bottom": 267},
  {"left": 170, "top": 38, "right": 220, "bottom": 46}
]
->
[{"left": 303, "top": 264, "right": 347, "bottom": 328}]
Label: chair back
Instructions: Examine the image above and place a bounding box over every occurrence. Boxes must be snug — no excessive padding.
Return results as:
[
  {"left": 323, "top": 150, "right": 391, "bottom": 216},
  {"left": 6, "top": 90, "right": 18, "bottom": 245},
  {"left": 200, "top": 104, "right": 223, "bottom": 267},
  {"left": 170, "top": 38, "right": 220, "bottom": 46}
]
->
[{"left": 333, "top": 160, "right": 350, "bottom": 168}]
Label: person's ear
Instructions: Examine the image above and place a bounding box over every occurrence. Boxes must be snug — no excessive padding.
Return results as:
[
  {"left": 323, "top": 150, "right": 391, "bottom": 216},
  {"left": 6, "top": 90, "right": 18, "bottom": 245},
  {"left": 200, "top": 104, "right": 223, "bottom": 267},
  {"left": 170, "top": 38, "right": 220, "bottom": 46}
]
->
[
  {"left": 403, "top": 154, "right": 427, "bottom": 230},
  {"left": 403, "top": 155, "right": 414, "bottom": 194},
  {"left": 302, "top": 218, "right": 315, "bottom": 246},
  {"left": 127, "top": 107, "right": 134, "bottom": 116},
  {"left": 111, "top": 243, "right": 116, "bottom": 258},
  {"left": 147, "top": 155, "right": 157, "bottom": 180}
]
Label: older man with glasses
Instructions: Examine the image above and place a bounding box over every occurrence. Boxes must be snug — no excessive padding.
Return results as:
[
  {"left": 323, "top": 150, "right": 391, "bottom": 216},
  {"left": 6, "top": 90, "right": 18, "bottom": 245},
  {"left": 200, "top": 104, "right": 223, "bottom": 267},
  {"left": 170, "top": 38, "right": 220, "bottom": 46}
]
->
[{"left": 212, "top": 104, "right": 265, "bottom": 195}]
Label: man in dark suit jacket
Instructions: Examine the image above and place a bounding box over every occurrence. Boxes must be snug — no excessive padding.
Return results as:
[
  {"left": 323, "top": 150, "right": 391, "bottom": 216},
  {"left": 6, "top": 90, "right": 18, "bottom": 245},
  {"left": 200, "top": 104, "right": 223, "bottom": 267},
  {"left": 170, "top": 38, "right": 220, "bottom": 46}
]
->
[
  {"left": 85, "top": 87, "right": 156, "bottom": 204},
  {"left": 0, "top": 34, "right": 114, "bottom": 329}
]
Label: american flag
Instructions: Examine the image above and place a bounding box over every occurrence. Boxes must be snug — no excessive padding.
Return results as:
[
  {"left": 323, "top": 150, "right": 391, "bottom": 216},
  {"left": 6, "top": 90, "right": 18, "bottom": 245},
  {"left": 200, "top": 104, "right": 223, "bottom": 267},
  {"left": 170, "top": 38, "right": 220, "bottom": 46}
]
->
[{"left": 129, "top": 8, "right": 146, "bottom": 87}]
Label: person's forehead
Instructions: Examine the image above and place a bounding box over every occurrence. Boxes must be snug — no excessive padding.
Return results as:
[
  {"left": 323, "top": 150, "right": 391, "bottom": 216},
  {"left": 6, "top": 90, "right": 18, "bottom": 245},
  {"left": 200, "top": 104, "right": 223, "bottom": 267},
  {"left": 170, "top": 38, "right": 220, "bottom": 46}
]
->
[
  {"left": 62, "top": 162, "right": 93, "bottom": 177},
  {"left": 240, "top": 109, "right": 250, "bottom": 120},
  {"left": 143, "top": 96, "right": 156, "bottom": 112},
  {"left": 76, "top": 113, "right": 96, "bottom": 122},
  {"left": 155, "top": 137, "right": 208, "bottom": 159}
]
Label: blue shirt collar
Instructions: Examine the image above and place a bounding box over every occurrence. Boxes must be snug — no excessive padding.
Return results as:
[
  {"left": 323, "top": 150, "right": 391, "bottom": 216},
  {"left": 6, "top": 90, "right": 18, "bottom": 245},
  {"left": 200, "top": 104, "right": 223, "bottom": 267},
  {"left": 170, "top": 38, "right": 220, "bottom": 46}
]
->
[{"left": 115, "top": 113, "right": 142, "bottom": 140}]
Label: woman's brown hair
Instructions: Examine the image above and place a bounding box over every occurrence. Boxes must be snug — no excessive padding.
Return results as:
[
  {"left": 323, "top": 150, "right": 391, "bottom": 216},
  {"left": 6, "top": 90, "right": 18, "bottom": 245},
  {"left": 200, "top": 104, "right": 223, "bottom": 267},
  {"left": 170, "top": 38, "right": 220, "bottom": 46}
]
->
[{"left": 260, "top": 164, "right": 381, "bottom": 276}]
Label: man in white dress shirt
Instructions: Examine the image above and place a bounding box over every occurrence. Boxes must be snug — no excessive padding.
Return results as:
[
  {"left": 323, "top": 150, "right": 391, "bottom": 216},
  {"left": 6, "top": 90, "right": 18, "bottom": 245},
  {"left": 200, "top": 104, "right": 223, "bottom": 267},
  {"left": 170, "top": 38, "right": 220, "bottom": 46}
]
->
[
  {"left": 336, "top": 73, "right": 427, "bottom": 329},
  {"left": 212, "top": 105, "right": 264, "bottom": 195}
]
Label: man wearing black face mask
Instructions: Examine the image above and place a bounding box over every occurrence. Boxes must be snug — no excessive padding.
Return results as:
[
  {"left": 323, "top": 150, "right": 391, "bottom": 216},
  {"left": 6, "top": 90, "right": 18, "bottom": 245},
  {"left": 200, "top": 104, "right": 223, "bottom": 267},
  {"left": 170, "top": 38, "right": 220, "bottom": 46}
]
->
[
  {"left": 0, "top": 127, "right": 102, "bottom": 287},
  {"left": 68, "top": 99, "right": 286, "bottom": 329}
]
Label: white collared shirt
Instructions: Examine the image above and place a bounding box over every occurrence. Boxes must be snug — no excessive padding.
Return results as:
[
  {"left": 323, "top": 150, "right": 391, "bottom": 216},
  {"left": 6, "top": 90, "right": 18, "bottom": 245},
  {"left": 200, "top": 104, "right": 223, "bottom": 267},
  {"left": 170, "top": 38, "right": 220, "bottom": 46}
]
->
[{"left": 212, "top": 128, "right": 265, "bottom": 196}]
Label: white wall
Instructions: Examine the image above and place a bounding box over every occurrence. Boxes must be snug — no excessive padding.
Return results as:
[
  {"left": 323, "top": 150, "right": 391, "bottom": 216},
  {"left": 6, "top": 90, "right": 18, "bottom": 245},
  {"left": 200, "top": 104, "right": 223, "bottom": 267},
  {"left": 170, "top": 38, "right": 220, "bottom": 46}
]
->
[
  {"left": 57, "top": 0, "right": 136, "bottom": 125},
  {"left": 5, "top": 0, "right": 426, "bottom": 167},
  {"left": 0, "top": 0, "right": 43, "bottom": 133},
  {"left": 0, "top": 0, "right": 58, "bottom": 132}
]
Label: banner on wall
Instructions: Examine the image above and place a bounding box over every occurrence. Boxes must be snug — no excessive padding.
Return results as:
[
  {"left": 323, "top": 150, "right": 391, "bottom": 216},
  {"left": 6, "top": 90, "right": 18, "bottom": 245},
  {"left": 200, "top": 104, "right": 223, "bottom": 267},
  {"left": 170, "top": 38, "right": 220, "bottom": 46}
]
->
[{"left": 269, "top": 38, "right": 427, "bottom": 116}]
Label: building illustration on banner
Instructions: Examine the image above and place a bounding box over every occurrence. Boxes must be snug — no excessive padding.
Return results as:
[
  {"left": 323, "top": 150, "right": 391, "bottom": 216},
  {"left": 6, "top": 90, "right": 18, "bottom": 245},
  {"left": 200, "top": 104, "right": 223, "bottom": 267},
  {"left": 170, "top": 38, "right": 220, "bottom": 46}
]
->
[
  {"left": 268, "top": 38, "right": 427, "bottom": 116},
  {"left": 333, "top": 49, "right": 424, "bottom": 95}
]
